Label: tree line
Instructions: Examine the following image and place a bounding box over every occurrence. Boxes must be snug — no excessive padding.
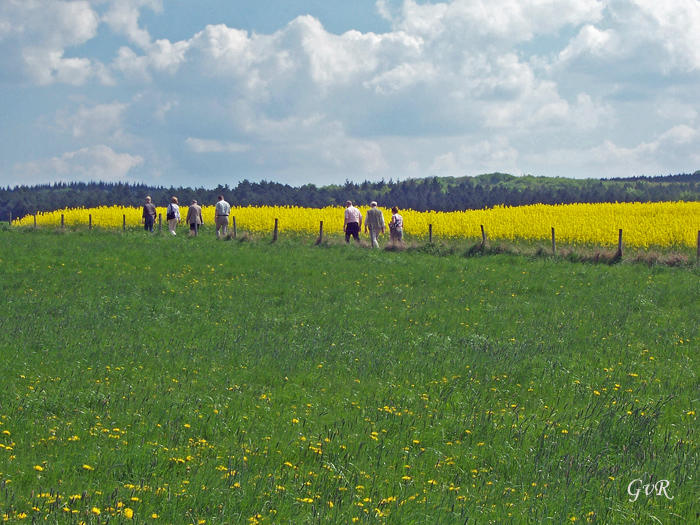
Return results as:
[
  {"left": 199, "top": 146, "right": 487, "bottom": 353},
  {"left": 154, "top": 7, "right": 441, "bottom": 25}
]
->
[{"left": 2, "top": 171, "right": 699, "bottom": 221}]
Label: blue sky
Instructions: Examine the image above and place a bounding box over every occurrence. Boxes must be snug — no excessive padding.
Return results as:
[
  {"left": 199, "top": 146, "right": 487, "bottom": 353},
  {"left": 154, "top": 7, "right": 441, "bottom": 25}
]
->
[{"left": 1, "top": 0, "right": 699, "bottom": 189}]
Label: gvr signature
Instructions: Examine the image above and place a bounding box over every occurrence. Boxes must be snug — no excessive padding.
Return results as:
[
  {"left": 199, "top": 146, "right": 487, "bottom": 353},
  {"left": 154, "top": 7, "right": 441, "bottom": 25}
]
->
[{"left": 627, "top": 478, "right": 673, "bottom": 502}]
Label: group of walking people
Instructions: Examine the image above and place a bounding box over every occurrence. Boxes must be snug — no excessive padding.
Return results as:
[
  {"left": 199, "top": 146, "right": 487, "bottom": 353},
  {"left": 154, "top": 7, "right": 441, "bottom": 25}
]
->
[
  {"left": 142, "top": 195, "right": 232, "bottom": 238},
  {"left": 343, "top": 200, "right": 403, "bottom": 248},
  {"left": 142, "top": 196, "right": 404, "bottom": 246}
]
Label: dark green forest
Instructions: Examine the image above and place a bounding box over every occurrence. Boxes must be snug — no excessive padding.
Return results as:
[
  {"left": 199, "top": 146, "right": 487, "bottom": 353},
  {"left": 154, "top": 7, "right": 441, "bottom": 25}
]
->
[{"left": 2, "top": 171, "right": 699, "bottom": 220}]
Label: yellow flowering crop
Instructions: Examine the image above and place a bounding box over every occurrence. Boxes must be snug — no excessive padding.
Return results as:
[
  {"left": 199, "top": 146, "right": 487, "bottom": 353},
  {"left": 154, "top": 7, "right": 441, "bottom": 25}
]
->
[{"left": 11, "top": 201, "right": 699, "bottom": 248}]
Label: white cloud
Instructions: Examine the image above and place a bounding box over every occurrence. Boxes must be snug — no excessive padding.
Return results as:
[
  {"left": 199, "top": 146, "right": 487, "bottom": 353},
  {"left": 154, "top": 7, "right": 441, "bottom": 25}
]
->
[
  {"left": 0, "top": 0, "right": 100, "bottom": 84},
  {"left": 389, "top": 0, "right": 604, "bottom": 43},
  {"left": 523, "top": 124, "right": 700, "bottom": 177},
  {"left": 430, "top": 137, "right": 519, "bottom": 175},
  {"left": 13, "top": 145, "right": 144, "bottom": 185},
  {"left": 154, "top": 100, "right": 178, "bottom": 122},
  {"left": 56, "top": 101, "right": 129, "bottom": 139},
  {"left": 557, "top": 0, "right": 700, "bottom": 74},
  {"left": 624, "top": 0, "right": 700, "bottom": 72},
  {"left": 558, "top": 24, "right": 620, "bottom": 64},
  {"left": 185, "top": 138, "right": 250, "bottom": 154},
  {"left": 2, "top": 0, "right": 698, "bottom": 187},
  {"left": 655, "top": 100, "right": 698, "bottom": 123},
  {"left": 101, "top": 0, "right": 162, "bottom": 49}
]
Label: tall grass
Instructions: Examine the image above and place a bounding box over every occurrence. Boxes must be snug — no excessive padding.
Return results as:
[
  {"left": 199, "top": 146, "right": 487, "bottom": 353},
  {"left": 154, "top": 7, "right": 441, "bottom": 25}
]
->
[{"left": 0, "top": 229, "right": 697, "bottom": 523}]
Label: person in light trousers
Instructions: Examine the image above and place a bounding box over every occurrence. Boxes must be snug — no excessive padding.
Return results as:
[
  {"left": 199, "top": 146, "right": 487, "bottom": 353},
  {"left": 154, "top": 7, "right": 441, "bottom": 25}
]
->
[
  {"left": 166, "top": 196, "right": 180, "bottom": 235},
  {"left": 215, "top": 195, "right": 231, "bottom": 238},
  {"left": 364, "top": 201, "right": 385, "bottom": 248}
]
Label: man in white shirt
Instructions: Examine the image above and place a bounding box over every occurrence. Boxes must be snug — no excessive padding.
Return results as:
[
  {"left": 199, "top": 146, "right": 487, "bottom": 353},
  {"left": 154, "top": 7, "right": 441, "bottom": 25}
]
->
[
  {"left": 343, "top": 200, "right": 362, "bottom": 243},
  {"left": 215, "top": 195, "right": 231, "bottom": 238}
]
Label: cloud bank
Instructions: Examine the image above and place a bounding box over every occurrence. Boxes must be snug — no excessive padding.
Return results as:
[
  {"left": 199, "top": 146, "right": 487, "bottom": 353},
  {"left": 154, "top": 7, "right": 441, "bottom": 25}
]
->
[{"left": 1, "top": 0, "right": 699, "bottom": 187}]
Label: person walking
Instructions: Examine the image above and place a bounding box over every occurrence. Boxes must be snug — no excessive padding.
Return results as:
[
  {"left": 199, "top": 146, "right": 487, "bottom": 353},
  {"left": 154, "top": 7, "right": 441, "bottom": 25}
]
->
[
  {"left": 343, "top": 200, "right": 362, "bottom": 243},
  {"left": 186, "top": 199, "right": 203, "bottom": 236},
  {"left": 364, "top": 201, "right": 385, "bottom": 248},
  {"left": 389, "top": 206, "right": 404, "bottom": 244},
  {"left": 142, "top": 195, "right": 156, "bottom": 232},
  {"left": 166, "top": 196, "right": 180, "bottom": 235},
  {"left": 215, "top": 195, "right": 231, "bottom": 238}
]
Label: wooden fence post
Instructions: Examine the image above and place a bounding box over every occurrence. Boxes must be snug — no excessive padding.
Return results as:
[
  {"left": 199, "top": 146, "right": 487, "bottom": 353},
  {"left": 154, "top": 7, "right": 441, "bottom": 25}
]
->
[
  {"left": 61, "top": 214, "right": 65, "bottom": 229},
  {"left": 8, "top": 213, "right": 11, "bottom": 226},
  {"left": 696, "top": 230, "right": 700, "bottom": 264},
  {"left": 429, "top": 224, "right": 433, "bottom": 243},
  {"left": 158, "top": 213, "right": 162, "bottom": 233},
  {"left": 616, "top": 229, "right": 623, "bottom": 258},
  {"left": 34, "top": 214, "right": 37, "bottom": 229},
  {"left": 551, "top": 227, "right": 556, "bottom": 256},
  {"left": 89, "top": 214, "right": 92, "bottom": 230},
  {"left": 232, "top": 216, "right": 237, "bottom": 239},
  {"left": 316, "top": 220, "right": 323, "bottom": 245},
  {"left": 480, "top": 225, "right": 486, "bottom": 247},
  {"left": 122, "top": 214, "right": 126, "bottom": 231},
  {"left": 272, "top": 218, "right": 279, "bottom": 242}
]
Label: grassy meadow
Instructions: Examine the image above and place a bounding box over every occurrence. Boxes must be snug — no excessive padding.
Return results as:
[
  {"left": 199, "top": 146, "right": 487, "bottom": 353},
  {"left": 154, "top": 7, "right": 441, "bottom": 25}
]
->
[{"left": 0, "top": 227, "right": 697, "bottom": 524}]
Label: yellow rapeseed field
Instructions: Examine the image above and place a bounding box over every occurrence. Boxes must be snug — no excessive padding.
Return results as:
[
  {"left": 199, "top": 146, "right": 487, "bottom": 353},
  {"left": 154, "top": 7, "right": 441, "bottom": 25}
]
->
[{"left": 12, "top": 201, "right": 700, "bottom": 248}]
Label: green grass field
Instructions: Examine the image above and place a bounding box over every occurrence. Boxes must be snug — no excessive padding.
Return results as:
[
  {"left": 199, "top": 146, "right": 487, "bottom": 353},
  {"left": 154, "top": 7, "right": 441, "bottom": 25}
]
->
[{"left": 0, "top": 229, "right": 697, "bottom": 524}]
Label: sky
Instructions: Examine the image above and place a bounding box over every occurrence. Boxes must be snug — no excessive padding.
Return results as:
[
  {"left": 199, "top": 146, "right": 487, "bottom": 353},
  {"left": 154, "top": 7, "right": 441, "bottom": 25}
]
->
[{"left": 1, "top": 0, "right": 699, "bottom": 189}]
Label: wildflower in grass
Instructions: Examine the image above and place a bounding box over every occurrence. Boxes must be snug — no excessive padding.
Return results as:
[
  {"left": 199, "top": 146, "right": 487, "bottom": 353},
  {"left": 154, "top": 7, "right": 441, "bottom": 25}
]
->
[
  {"left": 82, "top": 464, "right": 93, "bottom": 471},
  {"left": 151, "top": 513, "right": 159, "bottom": 519},
  {"left": 561, "top": 429, "right": 569, "bottom": 434},
  {"left": 91, "top": 507, "right": 101, "bottom": 515},
  {"left": 33, "top": 465, "right": 43, "bottom": 471},
  {"left": 124, "top": 508, "right": 134, "bottom": 519}
]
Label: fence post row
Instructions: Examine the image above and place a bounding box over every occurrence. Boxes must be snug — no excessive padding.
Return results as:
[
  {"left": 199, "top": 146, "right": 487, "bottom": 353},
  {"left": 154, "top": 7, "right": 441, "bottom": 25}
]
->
[{"left": 13, "top": 217, "right": 697, "bottom": 262}]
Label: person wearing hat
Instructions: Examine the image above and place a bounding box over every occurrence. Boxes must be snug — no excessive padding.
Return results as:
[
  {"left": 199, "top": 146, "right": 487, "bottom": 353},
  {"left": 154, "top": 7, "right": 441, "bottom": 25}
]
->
[
  {"left": 186, "top": 199, "right": 203, "bottom": 236},
  {"left": 343, "top": 200, "right": 362, "bottom": 243},
  {"left": 364, "top": 201, "right": 385, "bottom": 248}
]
